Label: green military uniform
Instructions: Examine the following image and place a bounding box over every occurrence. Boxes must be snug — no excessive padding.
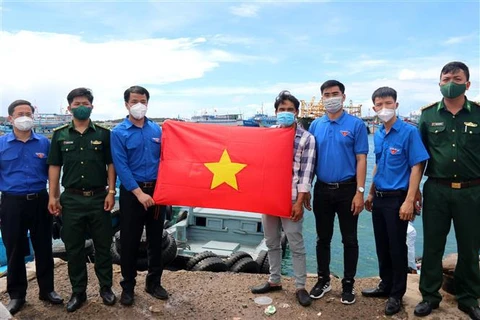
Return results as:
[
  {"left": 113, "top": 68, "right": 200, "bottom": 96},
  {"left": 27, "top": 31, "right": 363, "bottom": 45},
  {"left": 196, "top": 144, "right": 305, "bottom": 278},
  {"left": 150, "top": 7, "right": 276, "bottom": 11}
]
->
[
  {"left": 47, "top": 121, "right": 113, "bottom": 294},
  {"left": 418, "top": 98, "right": 480, "bottom": 308}
]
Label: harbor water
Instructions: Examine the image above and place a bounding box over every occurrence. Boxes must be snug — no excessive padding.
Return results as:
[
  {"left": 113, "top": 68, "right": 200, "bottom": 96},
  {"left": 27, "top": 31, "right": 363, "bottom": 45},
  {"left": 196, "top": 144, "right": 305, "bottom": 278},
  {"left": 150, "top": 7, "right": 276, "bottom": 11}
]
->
[{"left": 282, "top": 134, "right": 458, "bottom": 278}]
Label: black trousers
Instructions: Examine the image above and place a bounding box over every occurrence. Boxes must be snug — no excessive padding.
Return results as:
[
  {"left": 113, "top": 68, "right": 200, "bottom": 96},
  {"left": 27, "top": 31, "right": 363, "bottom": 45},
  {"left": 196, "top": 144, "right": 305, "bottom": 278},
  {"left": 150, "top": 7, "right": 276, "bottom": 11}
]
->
[
  {"left": 0, "top": 190, "right": 54, "bottom": 299},
  {"left": 371, "top": 194, "right": 409, "bottom": 299},
  {"left": 313, "top": 182, "right": 358, "bottom": 281},
  {"left": 119, "top": 185, "right": 165, "bottom": 292}
]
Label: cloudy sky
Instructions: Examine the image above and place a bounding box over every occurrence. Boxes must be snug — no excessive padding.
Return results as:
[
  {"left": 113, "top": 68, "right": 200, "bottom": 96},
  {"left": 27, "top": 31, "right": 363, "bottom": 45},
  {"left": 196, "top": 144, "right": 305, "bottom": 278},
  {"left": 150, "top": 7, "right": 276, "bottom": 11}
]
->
[{"left": 0, "top": 0, "right": 479, "bottom": 120}]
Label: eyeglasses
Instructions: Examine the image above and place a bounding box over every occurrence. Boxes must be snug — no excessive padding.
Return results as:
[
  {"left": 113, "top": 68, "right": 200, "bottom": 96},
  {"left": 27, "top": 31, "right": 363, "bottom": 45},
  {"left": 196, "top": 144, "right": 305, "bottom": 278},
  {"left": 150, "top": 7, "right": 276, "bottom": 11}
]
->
[{"left": 275, "top": 90, "right": 291, "bottom": 101}]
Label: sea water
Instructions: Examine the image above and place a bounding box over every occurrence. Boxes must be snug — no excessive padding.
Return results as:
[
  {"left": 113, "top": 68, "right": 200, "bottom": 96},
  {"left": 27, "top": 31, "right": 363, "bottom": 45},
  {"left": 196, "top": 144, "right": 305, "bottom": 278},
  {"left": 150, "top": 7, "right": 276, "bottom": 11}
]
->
[{"left": 282, "top": 134, "right": 458, "bottom": 278}]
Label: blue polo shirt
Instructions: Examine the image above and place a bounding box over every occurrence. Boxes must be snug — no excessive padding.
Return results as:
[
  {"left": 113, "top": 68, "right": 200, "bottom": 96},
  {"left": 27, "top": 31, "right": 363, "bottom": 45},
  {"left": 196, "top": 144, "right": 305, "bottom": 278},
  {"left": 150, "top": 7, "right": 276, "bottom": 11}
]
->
[
  {"left": 0, "top": 132, "right": 50, "bottom": 194},
  {"left": 111, "top": 116, "right": 162, "bottom": 191},
  {"left": 373, "top": 118, "right": 429, "bottom": 191},
  {"left": 309, "top": 111, "right": 369, "bottom": 183}
]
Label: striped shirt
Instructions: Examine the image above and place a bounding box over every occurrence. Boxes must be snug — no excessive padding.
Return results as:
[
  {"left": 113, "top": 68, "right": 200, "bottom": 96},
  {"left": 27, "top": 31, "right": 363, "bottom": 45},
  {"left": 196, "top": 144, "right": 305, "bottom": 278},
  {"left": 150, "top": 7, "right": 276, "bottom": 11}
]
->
[{"left": 274, "top": 125, "right": 316, "bottom": 201}]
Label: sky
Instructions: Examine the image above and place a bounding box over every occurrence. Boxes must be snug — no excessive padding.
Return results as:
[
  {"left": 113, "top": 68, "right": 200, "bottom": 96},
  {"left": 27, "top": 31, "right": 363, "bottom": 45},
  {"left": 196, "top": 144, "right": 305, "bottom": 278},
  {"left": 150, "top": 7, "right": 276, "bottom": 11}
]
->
[{"left": 0, "top": 0, "right": 479, "bottom": 121}]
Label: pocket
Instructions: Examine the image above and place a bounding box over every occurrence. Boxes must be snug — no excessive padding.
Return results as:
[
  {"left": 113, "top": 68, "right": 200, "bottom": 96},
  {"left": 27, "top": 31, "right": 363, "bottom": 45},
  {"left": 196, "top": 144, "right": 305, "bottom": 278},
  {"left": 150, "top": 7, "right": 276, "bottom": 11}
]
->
[
  {"left": 462, "top": 124, "right": 480, "bottom": 151},
  {"left": 387, "top": 145, "right": 405, "bottom": 167},
  {"left": 149, "top": 138, "right": 161, "bottom": 158},
  {"left": 427, "top": 123, "right": 446, "bottom": 146}
]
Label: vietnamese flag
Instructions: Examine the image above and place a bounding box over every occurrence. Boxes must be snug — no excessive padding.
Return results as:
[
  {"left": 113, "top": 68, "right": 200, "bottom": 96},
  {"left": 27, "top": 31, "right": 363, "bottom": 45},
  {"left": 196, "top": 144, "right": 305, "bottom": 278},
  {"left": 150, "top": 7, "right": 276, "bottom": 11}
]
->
[{"left": 153, "top": 121, "right": 294, "bottom": 217}]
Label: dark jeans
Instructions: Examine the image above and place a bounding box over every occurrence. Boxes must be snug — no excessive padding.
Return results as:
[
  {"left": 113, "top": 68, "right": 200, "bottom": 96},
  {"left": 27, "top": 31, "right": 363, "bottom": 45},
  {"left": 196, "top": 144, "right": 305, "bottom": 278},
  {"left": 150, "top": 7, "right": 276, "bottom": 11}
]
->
[
  {"left": 372, "top": 193, "right": 408, "bottom": 299},
  {"left": 313, "top": 182, "right": 358, "bottom": 281},
  {"left": 0, "top": 190, "right": 54, "bottom": 299},
  {"left": 119, "top": 185, "right": 165, "bottom": 292}
]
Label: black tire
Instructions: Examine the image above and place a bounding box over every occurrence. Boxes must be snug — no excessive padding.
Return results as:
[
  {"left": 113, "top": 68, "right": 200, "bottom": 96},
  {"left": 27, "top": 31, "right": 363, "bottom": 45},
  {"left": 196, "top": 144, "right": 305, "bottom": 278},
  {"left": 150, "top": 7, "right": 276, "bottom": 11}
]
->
[
  {"left": 281, "top": 232, "right": 288, "bottom": 258},
  {"left": 255, "top": 250, "right": 268, "bottom": 268},
  {"left": 111, "top": 208, "right": 121, "bottom": 235},
  {"left": 162, "top": 233, "right": 177, "bottom": 267},
  {"left": 111, "top": 243, "right": 121, "bottom": 265},
  {"left": 230, "top": 257, "right": 259, "bottom": 273},
  {"left": 186, "top": 251, "right": 218, "bottom": 270},
  {"left": 442, "top": 273, "right": 455, "bottom": 295},
  {"left": 225, "top": 251, "right": 252, "bottom": 269},
  {"left": 162, "top": 230, "right": 169, "bottom": 249},
  {"left": 191, "top": 256, "right": 227, "bottom": 272},
  {"left": 261, "top": 256, "right": 270, "bottom": 274}
]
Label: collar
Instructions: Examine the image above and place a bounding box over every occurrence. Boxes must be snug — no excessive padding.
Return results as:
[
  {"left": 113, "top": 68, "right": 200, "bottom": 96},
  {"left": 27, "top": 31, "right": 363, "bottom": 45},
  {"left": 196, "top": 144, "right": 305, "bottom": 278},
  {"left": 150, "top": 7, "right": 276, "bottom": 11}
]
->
[
  {"left": 6, "top": 131, "right": 39, "bottom": 142},
  {"left": 321, "top": 111, "right": 346, "bottom": 124},
  {"left": 124, "top": 116, "right": 150, "bottom": 129},
  {"left": 437, "top": 97, "right": 472, "bottom": 112},
  {"left": 380, "top": 118, "right": 403, "bottom": 134},
  {"left": 68, "top": 119, "right": 96, "bottom": 131}
]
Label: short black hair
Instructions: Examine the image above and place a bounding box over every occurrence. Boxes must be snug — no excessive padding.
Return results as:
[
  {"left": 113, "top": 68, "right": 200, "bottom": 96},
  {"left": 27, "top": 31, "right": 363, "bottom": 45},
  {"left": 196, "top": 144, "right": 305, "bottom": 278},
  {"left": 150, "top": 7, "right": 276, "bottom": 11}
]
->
[
  {"left": 372, "top": 87, "right": 397, "bottom": 103},
  {"left": 8, "top": 99, "right": 35, "bottom": 116},
  {"left": 124, "top": 86, "right": 150, "bottom": 103},
  {"left": 274, "top": 90, "right": 300, "bottom": 111},
  {"left": 320, "top": 80, "right": 345, "bottom": 94},
  {"left": 67, "top": 88, "right": 94, "bottom": 105},
  {"left": 440, "top": 61, "right": 470, "bottom": 81}
]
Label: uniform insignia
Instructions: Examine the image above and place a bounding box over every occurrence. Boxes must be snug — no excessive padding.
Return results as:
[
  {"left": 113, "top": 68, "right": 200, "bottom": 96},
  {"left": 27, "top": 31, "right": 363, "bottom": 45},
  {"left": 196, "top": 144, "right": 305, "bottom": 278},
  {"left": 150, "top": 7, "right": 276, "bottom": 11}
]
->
[
  {"left": 152, "top": 137, "right": 160, "bottom": 143},
  {"left": 91, "top": 140, "right": 103, "bottom": 145},
  {"left": 390, "top": 147, "right": 400, "bottom": 155},
  {"left": 430, "top": 122, "right": 444, "bottom": 127},
  {"left": 421, "top": 102, "right": 437, "bottom": 111},
  {"left": 35, "top": 152, "right": 46, "bottom": 158},
  {"left": 53, "top": 124, "right": 68, "bottom": 131},
  {"left": 94, "top": 123, "right": 110, "bottom": 130},
  {"left": 63, "top": 141, "right": 74, "bottom": 145},
  {"left": 464, "top": 122, "right": 478, "bottom": 127},
  {"left": 340, "top": 130, "right": 350, "bottom": 137}
]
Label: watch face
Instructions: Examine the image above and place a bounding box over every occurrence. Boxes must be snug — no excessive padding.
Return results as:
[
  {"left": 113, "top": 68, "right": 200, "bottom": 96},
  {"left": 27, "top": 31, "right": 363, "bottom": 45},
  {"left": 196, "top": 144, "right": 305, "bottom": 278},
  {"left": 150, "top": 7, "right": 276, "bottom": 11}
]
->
[{"left": 358, "top": 187, "right": 365, "bottom": 193}]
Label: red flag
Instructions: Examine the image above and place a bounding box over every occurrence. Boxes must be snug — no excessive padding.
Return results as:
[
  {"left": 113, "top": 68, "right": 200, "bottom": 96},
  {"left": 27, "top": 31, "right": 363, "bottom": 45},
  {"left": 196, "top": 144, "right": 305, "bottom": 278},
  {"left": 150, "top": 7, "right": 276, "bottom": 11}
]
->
[{"left": 153, "top": 121, "right": 294, "bottom": 217}]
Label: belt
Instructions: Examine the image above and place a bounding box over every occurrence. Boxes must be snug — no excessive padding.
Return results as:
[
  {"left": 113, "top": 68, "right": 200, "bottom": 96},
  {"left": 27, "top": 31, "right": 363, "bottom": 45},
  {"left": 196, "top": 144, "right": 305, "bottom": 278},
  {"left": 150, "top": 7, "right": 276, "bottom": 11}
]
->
[
  {"left": 319, "top": 178, "right": 356, "bottom": 190},
  {"left": 430, "top": 178, "right": 480, "bottom": 189},
  {"left": 374, "top": 190, "right": 407, "bottom": 198},
  {"left": 137, "top": 181, "right": 156, "bottom": 189},
  {"left": 65, "top": 187, "right": 106, "bottom": 197},
  {"left": 1, "top": 190, "right": 46, "bottom": 201}
]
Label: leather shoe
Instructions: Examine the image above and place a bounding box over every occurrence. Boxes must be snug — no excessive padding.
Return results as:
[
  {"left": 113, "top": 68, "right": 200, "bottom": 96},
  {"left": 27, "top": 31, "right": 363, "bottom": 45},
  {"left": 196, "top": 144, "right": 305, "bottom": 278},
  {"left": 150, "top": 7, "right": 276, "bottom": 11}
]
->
[
  {"left": 361, "top": 286, "right": 390, "bottom": 298},
  {"left": 6, "top": 298, "right": 25, "bottom": 315},
  {"left": 39, "top": 291, "right": 64, "bottom": 304},
  {"left": 296, "top": 289, "right": 312, "bottom": 307},
  {"left": 66, "top": 292, "right": 87, "bottom": 313},
  {"left": 458, "top": 304, "right": 480, "bottom": 320},
  {"left": 251, "top": 282, "right": 282, "bottom": 294},
  {"left": 100, "top": 287, "right": 116, "bottom": 306},
  {"left": 414, "top": 300, "right": 439, "bottom": 317},
  {"left": 145, "top": 284, "right": 169, "bottom": 300},
  {"left": 385, "top": 297, "right": 402, "bottom": 316},
  {"left": 120, "top": 290, "right": 134, "bottom": 306}
]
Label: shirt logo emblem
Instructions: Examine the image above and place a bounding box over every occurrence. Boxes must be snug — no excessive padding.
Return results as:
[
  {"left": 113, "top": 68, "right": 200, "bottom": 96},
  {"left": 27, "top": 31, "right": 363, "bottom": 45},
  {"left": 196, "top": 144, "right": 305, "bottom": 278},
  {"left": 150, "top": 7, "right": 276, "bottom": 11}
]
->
[
  {"left": 464, "top": 122, "right": 478, "bottom": 127},
  {"left": 340, "top": 130, "right": 350, "bottom": 137},
  {"left": 152, "top": 137, "right": 160, "bottom": 143},
  {"left": 63, "top": 141, "right": 74, "bottom": 145},
  {"left": 91, "top": 140, "right": 102, "bottom": 145},
  {"left": 35, "top": 152, "right": 46, "bottom": 158},
  {"left": 390, "top": 147, "right": 400, "bottom": 155}
]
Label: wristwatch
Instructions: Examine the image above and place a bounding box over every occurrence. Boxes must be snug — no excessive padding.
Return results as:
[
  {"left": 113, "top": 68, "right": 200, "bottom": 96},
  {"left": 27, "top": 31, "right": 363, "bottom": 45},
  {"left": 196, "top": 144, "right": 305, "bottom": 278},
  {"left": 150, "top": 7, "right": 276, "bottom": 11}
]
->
[
  {"left": 357, "top": 187, "right": 365, "bottom": 193},
  {"left": 108, "top": 189, "right": 117, "bottom": 195}
]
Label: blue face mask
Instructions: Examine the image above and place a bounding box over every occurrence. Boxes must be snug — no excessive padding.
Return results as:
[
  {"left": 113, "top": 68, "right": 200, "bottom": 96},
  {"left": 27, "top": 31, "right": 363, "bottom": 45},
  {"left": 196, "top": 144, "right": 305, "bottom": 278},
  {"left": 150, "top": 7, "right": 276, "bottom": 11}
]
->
[{"left": 276, "top": 111, "right": 295, "bottom": 127}]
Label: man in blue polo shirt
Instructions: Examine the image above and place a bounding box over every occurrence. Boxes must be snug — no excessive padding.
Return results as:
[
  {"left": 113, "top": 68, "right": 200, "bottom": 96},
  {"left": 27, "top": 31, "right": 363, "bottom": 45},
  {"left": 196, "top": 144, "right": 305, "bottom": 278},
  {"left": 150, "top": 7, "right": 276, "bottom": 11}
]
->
[
  {"left": 308, "top": 80, "right": 368, "bottom": 305},
  {"left": 0, "top": 100, "right": 63, "bottom": 315},
  {"left": 361, "top": 87, "right": 429, "bottom": 316},
  {"left": 110, "top": 85, "right": 167, "bottom": 306}
]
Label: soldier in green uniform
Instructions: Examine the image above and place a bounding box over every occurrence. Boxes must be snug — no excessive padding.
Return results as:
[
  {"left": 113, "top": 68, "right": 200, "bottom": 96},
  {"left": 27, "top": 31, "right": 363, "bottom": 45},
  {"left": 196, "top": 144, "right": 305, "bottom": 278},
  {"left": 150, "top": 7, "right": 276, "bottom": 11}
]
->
[
  {"left": 47, "top": 88, "right": 117, "bottom": 313},
  {"left": 415, "top": 61, "right": 480, "bottom": 320}
]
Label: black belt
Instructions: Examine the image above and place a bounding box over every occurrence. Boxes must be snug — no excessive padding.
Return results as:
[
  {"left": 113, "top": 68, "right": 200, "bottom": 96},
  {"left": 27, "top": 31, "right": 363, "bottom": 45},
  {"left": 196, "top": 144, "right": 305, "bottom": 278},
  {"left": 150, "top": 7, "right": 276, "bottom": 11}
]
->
[
  {"left": 319, "top": 178, "right": 356, "bottom": 190},
  {"left": 65, "top": 187, "right": 106, "bottom": 197},
  {"left": 374, "top": 190, "right": 407, "bottom": 198},
  {"left": 137, "top": 181, "right": 156, "bottom": 189},
  {"left": 430, "top": 178, "right": 480, "bottom": 189},
  {"left": 1, "top": 190, "right": 46, "bottom": 201}
]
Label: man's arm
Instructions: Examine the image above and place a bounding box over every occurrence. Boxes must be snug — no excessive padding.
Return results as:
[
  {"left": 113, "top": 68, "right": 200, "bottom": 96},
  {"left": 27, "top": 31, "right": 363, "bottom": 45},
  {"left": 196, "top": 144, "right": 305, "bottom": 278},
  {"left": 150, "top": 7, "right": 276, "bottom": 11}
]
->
[
  {"left": 104, "top": 163, "right": 116, "bottom": 211},
  {"left": 48, "top": 165, "right": 62, "bottom": 216},
  {"left": 364, "top": 164, "right": 377, "bottom": 212},
  {"left": 399, "top": 163, "right": 424, "bottom": 221},
  {"left": 351, "top": 153, "right": 367, "bottom": 215}
]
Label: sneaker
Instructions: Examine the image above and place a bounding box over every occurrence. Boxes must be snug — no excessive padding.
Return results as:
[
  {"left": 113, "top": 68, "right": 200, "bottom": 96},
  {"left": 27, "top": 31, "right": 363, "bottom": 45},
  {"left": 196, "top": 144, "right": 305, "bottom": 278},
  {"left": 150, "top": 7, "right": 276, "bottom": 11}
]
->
[
  {"left": 341, "top": 279, "right": 356, "bottom": 305},
  {"left": 309, "top": 279, "right": 331, "bottom": 299}
]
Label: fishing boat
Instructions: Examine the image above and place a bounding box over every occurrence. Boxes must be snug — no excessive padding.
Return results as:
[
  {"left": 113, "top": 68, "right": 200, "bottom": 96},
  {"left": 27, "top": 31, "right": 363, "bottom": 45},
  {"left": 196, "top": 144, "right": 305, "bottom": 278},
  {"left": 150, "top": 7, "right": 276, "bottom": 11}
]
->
[
  {"left": 243, "top": 114, "right": 277, "bottom": 127},
  {"left": 190, "top": 113, "right": 243, "bottom": 126}
]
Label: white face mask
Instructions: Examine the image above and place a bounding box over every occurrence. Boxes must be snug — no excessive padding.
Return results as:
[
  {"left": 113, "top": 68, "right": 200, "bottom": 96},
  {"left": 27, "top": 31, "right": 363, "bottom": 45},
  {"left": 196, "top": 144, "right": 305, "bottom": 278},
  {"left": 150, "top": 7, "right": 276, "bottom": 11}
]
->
[
  {"left": 376, "top": 108, "right": 396, "bottom": 122},
  {"left": 129, "top": 103, "right": 147, "bottom": 120},
  {"left": 323, "top": 96, "right": 343, "bottom": 113},
  {"left": 13, "top": 116, "right": 34, "bottom": 131}
]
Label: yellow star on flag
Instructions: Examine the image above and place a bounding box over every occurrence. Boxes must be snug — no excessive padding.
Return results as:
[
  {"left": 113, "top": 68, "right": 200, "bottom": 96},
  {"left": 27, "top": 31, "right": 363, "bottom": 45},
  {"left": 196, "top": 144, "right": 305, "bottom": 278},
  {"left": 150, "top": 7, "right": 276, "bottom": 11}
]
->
[{"left": 204, "top": 149, "right": 247, "bottom": 190}]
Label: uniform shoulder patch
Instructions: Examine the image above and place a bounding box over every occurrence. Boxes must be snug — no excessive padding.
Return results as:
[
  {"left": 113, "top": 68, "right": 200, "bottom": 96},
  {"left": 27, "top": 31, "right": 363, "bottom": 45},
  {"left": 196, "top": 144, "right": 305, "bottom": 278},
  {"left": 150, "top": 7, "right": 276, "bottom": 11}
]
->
[
  {"left": 53, "top": 124, "right": 68, "bottom": 131},
  {"left": 94, "top": 123, "right": 111, "bottom": 130},
  {"left": 471, "top": 100, "right": 480, "bottom": 108},
  {"left": 421, "top": 102, "right": 437, "bottom": 111}
]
